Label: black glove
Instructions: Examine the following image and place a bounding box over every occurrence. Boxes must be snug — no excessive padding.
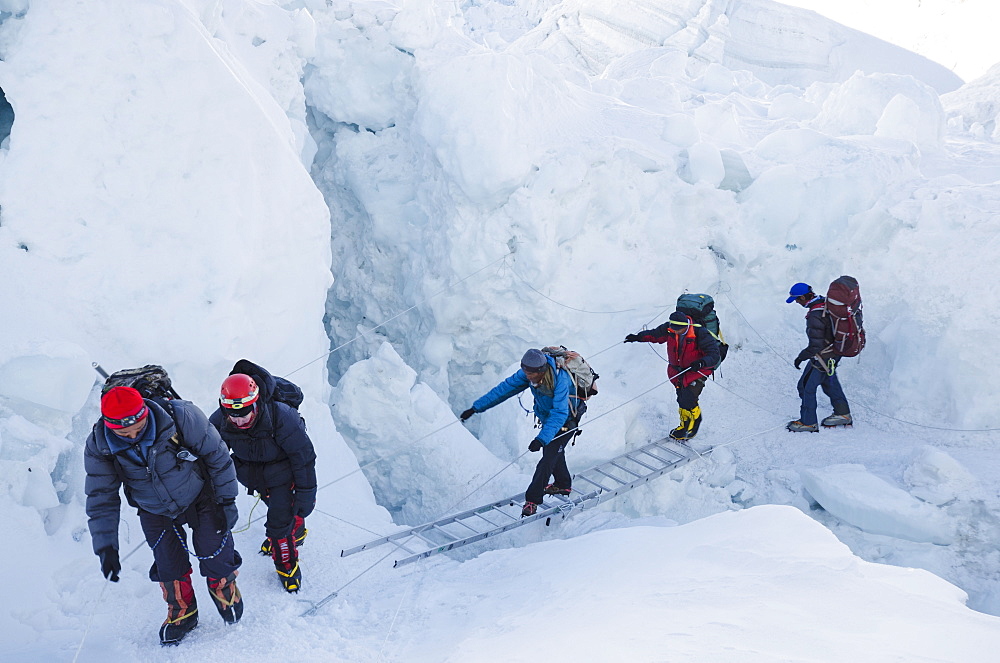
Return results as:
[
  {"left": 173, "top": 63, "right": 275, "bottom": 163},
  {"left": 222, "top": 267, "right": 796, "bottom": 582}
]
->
[
  {"left": 460, "top": 408, "right": 476, "bottom": 422},
  {"left": 794, "top": 357, "right": 803, "bottom": 370},
  {"left": 528, "top": 438, "right": 543, "bottom": 452},
  {"left": 624, "top": 334, "right": 641, "bottom": 343},
  {"left": 98, "top": 546, "right": 120, "bottom": 582},
  {"left": 217, "top": 498, "right": 238, "bottom": 533},
  {"left": 295, "top": 486, "right": 317, "bottom": 518},
  {"left": 688, "top": 359, "right": 706, "bottom": 371}
]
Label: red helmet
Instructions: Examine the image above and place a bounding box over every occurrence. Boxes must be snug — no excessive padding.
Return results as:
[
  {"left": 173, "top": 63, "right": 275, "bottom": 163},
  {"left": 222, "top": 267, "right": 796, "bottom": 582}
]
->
[{"left": 220, "top": 374, "right": 259, "bottom": 411}]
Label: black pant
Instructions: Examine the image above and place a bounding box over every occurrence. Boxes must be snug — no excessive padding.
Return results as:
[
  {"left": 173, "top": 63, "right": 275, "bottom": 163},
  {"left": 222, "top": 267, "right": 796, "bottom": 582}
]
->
[
  {"left": 260, "top": 483, "right": 297, "bottom": 539},
  {"left": 141, "top": 495, "right": 241, "bottom": 582},
  {"left": 524, "top": 410, "right": 583, "bottom": 505},
  {"left": 675, "top": 377, "right": 706, "bottom": 410}
]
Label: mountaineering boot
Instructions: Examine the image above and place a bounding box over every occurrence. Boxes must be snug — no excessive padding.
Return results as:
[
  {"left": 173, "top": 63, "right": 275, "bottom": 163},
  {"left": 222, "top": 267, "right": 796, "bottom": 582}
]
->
[
  {"left": 260, "top": 516, "right": 308, "bottom": 555},
  {"left": 787, "top": 420, "right": 819, "bottom": 433},
  {"left": 670, "top": 407, "right": 700, "bottom": 441},
  {"left": 206, "top": 572, "right": 243, "bottom": 624},
  {"left": 271, "top": 533, "right": 302, "bottom": 593},
  {"left": 669, "top": 408, "right": 691, "bottom": 440},
  {"left": 159, "top": 571, "right": 199, "bottom": 646},
  {"left": 543, "top": 484, "right": 571, "bottom": 496},
  {"left": 686, "top": 406, "right": 703, "bottom": 439},
  {"left": 521, "top": 502, "right": 538, "bottom": 517},
  {"left": 821, "top": 413, "right": 853, "bottom": 427},
  {"left": 277, "top": 562, "right": 302, "bottom": 593}
]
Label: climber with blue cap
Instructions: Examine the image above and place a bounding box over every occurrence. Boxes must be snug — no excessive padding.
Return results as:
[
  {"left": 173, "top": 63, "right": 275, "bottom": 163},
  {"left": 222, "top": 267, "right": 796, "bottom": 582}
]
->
[
  {"left": 785, "top": 282, "right": 813, "bottom": 303},
  {"left": 785, "top": 281, "right": 852, "bottom": 432}
]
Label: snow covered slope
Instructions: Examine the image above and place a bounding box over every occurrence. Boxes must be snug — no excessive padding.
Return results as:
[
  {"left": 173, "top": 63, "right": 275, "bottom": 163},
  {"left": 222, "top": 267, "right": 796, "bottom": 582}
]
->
[{"left": 1, "top": 0, "right": 999, "bottom": 659}]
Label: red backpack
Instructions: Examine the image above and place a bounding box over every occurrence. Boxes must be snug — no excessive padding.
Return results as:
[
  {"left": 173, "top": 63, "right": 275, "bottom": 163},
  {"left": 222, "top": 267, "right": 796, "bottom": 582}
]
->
[{"left": 823, "top": 276, "right": 865, "bottom": 358}]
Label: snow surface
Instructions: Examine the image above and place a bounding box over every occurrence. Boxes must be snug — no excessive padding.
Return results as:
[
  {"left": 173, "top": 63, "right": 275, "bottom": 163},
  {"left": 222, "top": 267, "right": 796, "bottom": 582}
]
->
[{"left": 1, "top": 0, "right": 999, "bottom": 660}]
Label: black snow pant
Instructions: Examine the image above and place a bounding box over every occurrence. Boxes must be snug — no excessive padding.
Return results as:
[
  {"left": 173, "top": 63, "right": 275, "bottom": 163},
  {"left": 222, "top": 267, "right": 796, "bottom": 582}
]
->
[
  {"left": 141, "top": 490, "right": 241, "bottom": 583},
  {"left": 260, "top": 482, "right": 297, "bottom": 540},
  {"left": 524, "top": 407, "right": 585, "bottom": 505},
  {"left": 675, "top": 377, "right": 706, "bottom": 410}
]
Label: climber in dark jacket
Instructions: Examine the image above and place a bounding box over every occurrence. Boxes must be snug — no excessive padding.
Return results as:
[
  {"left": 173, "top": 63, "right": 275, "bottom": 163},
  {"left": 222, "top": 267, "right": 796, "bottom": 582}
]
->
[
  {"left": 84, "top": 386, "right": 242, "bottom": 646},
  {"left": 785, "top": 282, "right": 852, "bottom": 432},
  {"left": 209, "top": 359, "right": 316, "bottom": 593},
  {"left": 624, "top": 310, "right": 721, "bottom": 441}
]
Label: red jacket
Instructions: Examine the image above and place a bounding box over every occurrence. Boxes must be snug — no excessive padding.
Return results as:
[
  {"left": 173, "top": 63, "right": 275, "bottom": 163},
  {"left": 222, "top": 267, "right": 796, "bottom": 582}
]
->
[{"left": 630, "top": 315, "right": 721, "bottom": 387}]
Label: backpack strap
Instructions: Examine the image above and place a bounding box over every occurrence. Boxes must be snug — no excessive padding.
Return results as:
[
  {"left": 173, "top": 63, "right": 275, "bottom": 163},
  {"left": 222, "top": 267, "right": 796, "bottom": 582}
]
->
[{"left": 153, "top": 399, "right": 210, "bottom": 485}]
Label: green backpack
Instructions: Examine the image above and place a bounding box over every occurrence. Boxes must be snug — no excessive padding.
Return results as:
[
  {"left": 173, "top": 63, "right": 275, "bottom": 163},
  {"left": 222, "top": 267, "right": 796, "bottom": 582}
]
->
[{"left": 676, "top": 293, "right": 729, "bottom": 363}]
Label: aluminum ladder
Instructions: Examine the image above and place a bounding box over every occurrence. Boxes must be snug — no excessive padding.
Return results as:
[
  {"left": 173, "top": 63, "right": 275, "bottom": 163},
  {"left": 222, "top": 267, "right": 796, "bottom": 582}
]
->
[{"left": 340, "top": 437, "right": 708, "bottom": 567}]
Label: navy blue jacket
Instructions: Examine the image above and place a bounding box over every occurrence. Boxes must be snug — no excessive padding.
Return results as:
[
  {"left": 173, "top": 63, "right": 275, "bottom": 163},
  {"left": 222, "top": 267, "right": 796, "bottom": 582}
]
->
[
  {"left": 84, "top": 399, "right": 238, "bottom": 553},
  {"left": 210, "top": 364, "right": 316, "bottom": 494},
  {"left": 795, "top": 297, "right": 835, "bottom": 365},
  {"left": 472, "top": 356, "right": 572, "bottom": 445}
]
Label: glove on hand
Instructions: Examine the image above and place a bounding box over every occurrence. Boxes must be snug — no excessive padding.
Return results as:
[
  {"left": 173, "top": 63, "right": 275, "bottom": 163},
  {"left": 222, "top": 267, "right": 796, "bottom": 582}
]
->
[
  {"left": 624, "top": 334, "right": 640, "bottom": 343},
  {"left": 528, "top": 438, "right": 543, "bottom": 452},
  {"left": 295, "top": 486, "right": 317, "bottom": 518},
  {"left": 98, "top": 546, "right": 121, "bottom": 582},
  {"left": 217, "top": 498, "right": 239, "bottom": 533},
  {"left": 688, "top": 359, "right": 706, "bottom": 371},
  {"left": 460, "top": 408, "right": 476, "bottom": 422},
  {"left": 794, "top": 358, "right": 803, "bottom": 370}
]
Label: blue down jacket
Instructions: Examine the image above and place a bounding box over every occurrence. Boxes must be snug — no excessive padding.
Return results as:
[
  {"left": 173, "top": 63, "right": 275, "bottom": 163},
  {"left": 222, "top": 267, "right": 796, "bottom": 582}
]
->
[
  {"left": 84, "top": 399, "right": 238, "bottom": 554},
  {"left": 472, "top": 355, "right": 572, "bottom": 445}
]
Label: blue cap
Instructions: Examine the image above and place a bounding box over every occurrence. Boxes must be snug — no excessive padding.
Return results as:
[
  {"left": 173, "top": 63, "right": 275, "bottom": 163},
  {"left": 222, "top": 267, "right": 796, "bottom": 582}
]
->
[
  {"left": 520, "top": 349, "right": 547, "bottom": 370},
  {"left": 786, "top": 282, "right": 812, "bottom": 303}
]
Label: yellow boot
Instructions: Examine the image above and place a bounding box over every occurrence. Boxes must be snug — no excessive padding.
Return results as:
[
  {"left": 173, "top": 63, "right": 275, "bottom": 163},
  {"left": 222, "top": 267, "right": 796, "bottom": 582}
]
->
[
  {"left": 671, "top": 407, "right": 702, "bottom": 440},
  {"left": 670, "top": 408, "right": 692, "bottom": 440},
  {"left": 686, "top": 406, "right": 703, "bottom": 439}
]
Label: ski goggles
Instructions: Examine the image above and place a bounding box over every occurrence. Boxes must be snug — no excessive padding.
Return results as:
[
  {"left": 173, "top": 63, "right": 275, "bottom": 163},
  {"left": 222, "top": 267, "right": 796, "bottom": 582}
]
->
[
  {"left": 225, "top": 403, "right": 256, "bottom": 419},
  {"left": 103, "top": 405, "right": 149, "bottom": 429},
  {"left": 220, "top": 394, "right": 257, "bottom": 410}
]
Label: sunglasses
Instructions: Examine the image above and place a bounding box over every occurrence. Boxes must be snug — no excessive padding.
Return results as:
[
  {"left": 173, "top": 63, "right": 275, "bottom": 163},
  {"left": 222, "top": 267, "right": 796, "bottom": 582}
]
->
[{"left": 104, "top": 405, "right": 149, "bottom": 429}]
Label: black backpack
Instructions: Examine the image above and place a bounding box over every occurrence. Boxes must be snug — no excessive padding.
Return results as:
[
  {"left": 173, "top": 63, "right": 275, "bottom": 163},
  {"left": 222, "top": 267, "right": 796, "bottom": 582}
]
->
[
  {"left": 101, "top": 364, "right": 179, "bottom": 400},
  {"left": 675, "top": 293, "right": 729, "bottom": 364},
  {"left": 230, "top": 359, "right": 304, "bottom": 414}
]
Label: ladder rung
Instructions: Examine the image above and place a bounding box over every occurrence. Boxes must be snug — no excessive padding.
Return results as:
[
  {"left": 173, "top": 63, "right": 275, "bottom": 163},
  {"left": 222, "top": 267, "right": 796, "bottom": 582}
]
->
[
  {"left": 489, "top": 505, "right": 520, "bottom": 522},
  {"left": 610, "top": 460, "right": 644, "bottom": 478},
  {"left": 448, "top": 518, "right": 484, "bottom": 536},
  {"left": 477, "top": 506, "right": 517, "bottom": 527},
  {"left": 639, "top": 446, "right": 679, "bottom": 465},
  {"left": 594, "top": 467, "right": 628, "bottom": 485},
  {"left": 576, "top": 474, "right": 613, "bottom": 491},
  {"left": 430, "top": 524, "right": 461, "bottom": 542},
  {"left": 411, "top": 530, "right": 442, "bottom": 547},
  {"left": 623, "top": 453, "right": 658, "bottom": 472}
]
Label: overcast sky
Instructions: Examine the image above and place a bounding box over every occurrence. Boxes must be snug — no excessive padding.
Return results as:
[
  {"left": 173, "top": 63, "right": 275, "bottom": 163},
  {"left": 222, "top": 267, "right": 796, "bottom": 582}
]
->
[{"left": 781, "top": 0, "right": 999, "bottom": 81}]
